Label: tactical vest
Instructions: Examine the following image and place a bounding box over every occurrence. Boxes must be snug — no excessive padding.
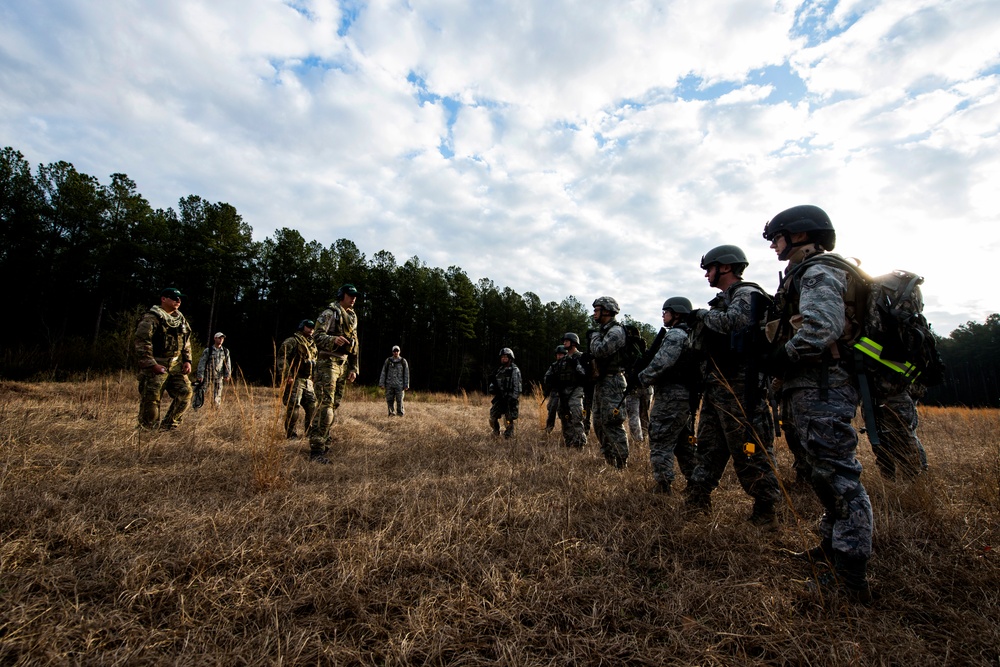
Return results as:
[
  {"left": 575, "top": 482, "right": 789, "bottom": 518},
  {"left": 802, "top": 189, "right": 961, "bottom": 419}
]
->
[
  {"left": 150, "top": 309, "right": 189, "bottom": 359},
  {"left": 699, "top": 282, "right": 766, "bottom": 377}
]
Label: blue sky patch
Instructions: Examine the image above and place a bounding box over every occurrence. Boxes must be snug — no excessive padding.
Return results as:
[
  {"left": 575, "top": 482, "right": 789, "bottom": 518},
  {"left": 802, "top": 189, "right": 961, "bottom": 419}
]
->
[
  {"left": 792, "top": 0, "right": 866, "bottom": 47},
  {"left": 337, "top": 0, "right": 363, "bottom": 36}
]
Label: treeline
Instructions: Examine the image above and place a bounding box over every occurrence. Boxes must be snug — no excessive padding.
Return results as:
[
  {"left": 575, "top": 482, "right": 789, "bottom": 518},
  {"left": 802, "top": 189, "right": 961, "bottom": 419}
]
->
[
  {"left": 2, "top": 145, "right": 996, "bottom": 405},
  {"left": 0, "top": 146, "right": 652, "bottom": 390}
]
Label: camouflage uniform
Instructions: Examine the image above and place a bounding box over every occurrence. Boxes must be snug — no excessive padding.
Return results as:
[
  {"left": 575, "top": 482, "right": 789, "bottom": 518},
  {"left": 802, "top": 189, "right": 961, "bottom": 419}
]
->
[
  {"left": 309, "top": 301, "right": 359, "bottom": 454},
  {"left": 638, "top": 324, "right": 698, "bottom": 488},
  {"left": 625, "top": 385, "right": 651, "bottom": 442},
  {"left": 134, "top": 305, "right": 193, "bottom": 429},
  {"left": 774, "top": 249, "right": 873, "bottom": 561},
  {"left": 688, "top": 283, "right": 781, "bottom": 513},
  {"left": 489, "top": 362, "right": 521, "bottom": 438},
  {"left": 869, "top": 377, "right": 926, "bottom": 479},
  {"left": 280, "top": 331, "right": 317, "bottom": 438},
  {"left": 196, "top": 343, "right": 231, "bottom": 407},
  {"left": 379, "top": 354, "right": 410, "bottom": 416},
  {"left": 546, "top": 350, "right": 588, "bottom": 448},
  {"left": 588, "top": 320, "right": 629, "bottom": 468}
]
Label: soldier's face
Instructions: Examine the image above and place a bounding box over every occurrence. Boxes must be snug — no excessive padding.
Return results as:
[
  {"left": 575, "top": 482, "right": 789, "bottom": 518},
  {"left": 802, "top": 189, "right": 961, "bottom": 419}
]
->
[
  {"left": 770, "top": 235, "right": 788, "bottom": 258},
  {"left": 342, "top": 294, "right": 357, "bottom": 308},
  {"left": 303, "top": 325, "right": 314, "bottom": 338},
  {"left": 500, "top": 354, "right": 510, "bottom": 365},
  {"left": 160, "top": 296, "right": 180, "bottom": 313},
  {"left": 662, "top": 310, "right": 674, "bottom": 326}
]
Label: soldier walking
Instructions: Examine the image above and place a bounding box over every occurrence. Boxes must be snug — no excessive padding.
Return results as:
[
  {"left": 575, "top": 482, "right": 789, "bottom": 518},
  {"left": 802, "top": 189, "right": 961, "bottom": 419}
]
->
[
  {"left": 280, "top": 319, "right": 318, "bottom": 439},
  {"left": 488, "top": 348, "right": 521, "bottom": 438},
  {"left": 379, "top": 345, "right": 410, "bottom": 416},
  {"left": 133, "top": 287, "right": 193, "bottom": 431},
  {"left": 309, "top": 283, "right": 360, "bottom": 463}
]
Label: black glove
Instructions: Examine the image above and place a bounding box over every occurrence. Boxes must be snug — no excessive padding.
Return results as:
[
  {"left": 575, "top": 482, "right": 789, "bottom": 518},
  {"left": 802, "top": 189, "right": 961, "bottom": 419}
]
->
[{"left": 766, "top": 344, "right": 791, "bottom": 375}]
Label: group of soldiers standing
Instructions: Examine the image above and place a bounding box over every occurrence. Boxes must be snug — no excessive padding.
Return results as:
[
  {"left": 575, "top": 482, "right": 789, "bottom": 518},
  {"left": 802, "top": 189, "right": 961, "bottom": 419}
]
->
[
  {"left": 134, "top": 203, "right": 931, "bottom": 602},
  {"left": 490, "top": 204, "right": 929, "bottom": 602}
]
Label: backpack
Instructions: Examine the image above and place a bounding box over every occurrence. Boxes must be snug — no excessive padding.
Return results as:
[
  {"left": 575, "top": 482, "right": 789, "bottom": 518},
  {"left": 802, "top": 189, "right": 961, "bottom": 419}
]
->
[
  {"left": 621, "top": 324, "right": 648, "bottom": 379},
  {"left": 786, "top": 254, "right": 946, "bottom": 386}
]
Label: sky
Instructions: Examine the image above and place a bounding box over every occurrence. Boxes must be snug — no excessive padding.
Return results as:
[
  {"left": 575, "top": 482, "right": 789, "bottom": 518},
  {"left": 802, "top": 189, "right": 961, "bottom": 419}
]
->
[{"left": 1, "top": 0, "right": 998, "bottom": 336}]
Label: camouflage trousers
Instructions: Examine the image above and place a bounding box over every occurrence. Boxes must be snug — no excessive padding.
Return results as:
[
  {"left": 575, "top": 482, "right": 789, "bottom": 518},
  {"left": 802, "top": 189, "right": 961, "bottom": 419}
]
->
[
  {"left": 648, "top": 387, "right": 696, "bottom": 485},
  {"left": 871, "top": 389, "right": 926, "bottom": 479},
  {"left": 309, "top": 357, "right": 347, "bottom": 453},
  {"left": 284, "top": 377, "right": 317, "bottom": 437},
  {"left": 788, "top": 384, "right": 873, "bottom": 559},
  {"left": 137, "top": 369, "right": 192, "bottom": 429},
  {"left": 489, "top": 395, "right": 519, "bottom": 437},
  {"left": 545, "top": 391, "right": 560, "bottom": 430},
  {"left": 558, "top": 386, "right": 587, "bottom": 448},
  {"left": 780, "top": 392, "right": 811, "bottom": 483},
  {"left": 593, "top": 373, "right": 629, "bottom": 467},
  {"left": 689, "top": 382, "right": 781, "bottom": 505},
  {"left": 625, "top": 389, "right": 649, "bottom": 442},
  {"left": 385, "top": 384, "right": 406, "bottom": 415}
]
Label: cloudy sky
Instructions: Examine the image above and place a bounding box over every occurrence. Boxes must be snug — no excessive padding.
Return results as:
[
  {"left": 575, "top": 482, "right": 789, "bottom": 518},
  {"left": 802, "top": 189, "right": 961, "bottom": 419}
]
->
[{"left": 2, "top": 0, "right": 998, "bottom": 335}]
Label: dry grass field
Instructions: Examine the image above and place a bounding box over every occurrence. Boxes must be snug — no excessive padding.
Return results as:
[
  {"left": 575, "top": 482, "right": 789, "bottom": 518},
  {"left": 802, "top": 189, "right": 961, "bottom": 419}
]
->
[{"left": 0, "top": 376, "right": 998, "bottom": 666}]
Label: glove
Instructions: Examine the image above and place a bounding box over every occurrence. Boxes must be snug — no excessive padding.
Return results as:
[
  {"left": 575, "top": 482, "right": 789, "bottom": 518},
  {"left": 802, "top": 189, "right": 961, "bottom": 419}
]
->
[
  {"left": 692, "top": 309, "right": 709, "bottom": 321},
  {"left": 766, "top": 344, "right": 791, "bottom": 376}
]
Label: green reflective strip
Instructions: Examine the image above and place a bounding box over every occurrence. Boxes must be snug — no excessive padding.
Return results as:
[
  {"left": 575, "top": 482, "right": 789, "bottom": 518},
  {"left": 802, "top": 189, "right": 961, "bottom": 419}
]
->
[{"left": 854, "top": 337, "right": 920, "bottom": 381}]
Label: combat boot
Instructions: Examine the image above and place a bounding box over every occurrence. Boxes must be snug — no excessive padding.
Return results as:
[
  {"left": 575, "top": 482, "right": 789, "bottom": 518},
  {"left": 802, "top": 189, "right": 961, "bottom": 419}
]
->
[
  {"left": 651, "top": 480, "right": 672, "bottom": 495},
  {"left": 834, "top": 552, "right": 873, "bottom": 603},
  {"left": 684, "top": 487, "right": 712, "bottom": 515},
  {"left": 748, "top": 500, "right": 778, "bottom": 530},
  {"left": 788, "top": 537, "right": 835, "bottom": 564}
]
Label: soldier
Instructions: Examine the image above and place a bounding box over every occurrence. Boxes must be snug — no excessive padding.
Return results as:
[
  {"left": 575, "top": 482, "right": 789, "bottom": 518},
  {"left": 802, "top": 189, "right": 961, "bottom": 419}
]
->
[
  {"left": 542, "top": 345, "right": 566, "bottom": 433},
  {"left": 195, "top": 332, "right": 232, "bottom": 407},
  {"left": 686, "top": 245, "right": 782, "bottom": 528},
  {"left": 379, "top": 345, "right": 410, "bottom": 416},
  {"left": 638, "top": 297, "right": 700, "bottom": 495},
  {"left": 488, "top": 347, "right": 522, "bottom": 438},
  {"left": 557, "top": 333, "right": 589, "bottom": 448},
  {"left": 280, "top": 319, "right": 317, "bottom": 439},
  {"left": 133, "top": 287, "right": 193, "bottom": 431},
  {"left": 764, "top": 204, "right": 873, "bottom": 602},
  {"left": 588, "top": 296, "right": 630, "bottom": 469},
  {"left": 309, "top": 283, "right": 360, "bottom": 464},
  {"left": 870, "top": 381, "right": 928, "bottom": 479}
]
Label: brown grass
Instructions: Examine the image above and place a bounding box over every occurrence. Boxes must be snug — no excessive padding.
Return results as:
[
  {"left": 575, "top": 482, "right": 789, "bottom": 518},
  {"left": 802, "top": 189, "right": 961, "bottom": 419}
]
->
[{"left": 0, "top": 377, "right": 998, "bottom": 665}]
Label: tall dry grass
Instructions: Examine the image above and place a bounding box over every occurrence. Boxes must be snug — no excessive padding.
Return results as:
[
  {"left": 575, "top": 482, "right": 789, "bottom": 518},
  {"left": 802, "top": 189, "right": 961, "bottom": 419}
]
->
[{"left": 0, "top": 378, "right": 997, "bottom": 665}]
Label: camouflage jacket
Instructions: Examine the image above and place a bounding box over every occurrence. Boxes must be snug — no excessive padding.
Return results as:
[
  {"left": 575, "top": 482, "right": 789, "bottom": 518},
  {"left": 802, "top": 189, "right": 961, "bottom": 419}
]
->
[
  {"left": 133, "top": 306, "right": 192, "bottom": 370},
  {"left": 491, "top": 364, "right": 522, "bottom": 399},
  {"left": 588, "top": 319, "right": 627, "bottom": 375},
  {"left": 197, "top": 346, "right": 231, "bottom": 381},
  {"left": 379, "top": 357, "right": 410, "bottom": 389},
  {"left": 698, "top": 281, "right": 765, "bottom": 384},
  {"left": 773, "top": 247, "right": 853, "bottom": 390},
  {"left": 315, "top": 302, "right": 359, "bottom": 374},
  {"left": 638, "top": 324, "right": 693, "bottom": 393},
  {"left": 280, "top": 332, "right": 317, "bottom": 380}
]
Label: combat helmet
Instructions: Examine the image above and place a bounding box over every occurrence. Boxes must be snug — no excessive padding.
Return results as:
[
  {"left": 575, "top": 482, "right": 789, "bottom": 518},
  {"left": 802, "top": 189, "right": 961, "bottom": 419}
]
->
[
  {"left": 661, "top": 297, "right": 693, "bottom": 314},
  {"left": 700, "top": 245, "right": 749, "bottom": 271},
  {"left": 499, "top": 347, "right": 515, "bottom": 360},
  {"left": 763, "top": 205, "right": 836, "bottom": 260},
  {"left": 555, "top": 345, "right": 566, "bottom": 355},
  {"left": 592, "top": 296, "right": 620, "bottom": 315},
  {"left": 562, "top": 332, "right": 581, "bottom": 346}
]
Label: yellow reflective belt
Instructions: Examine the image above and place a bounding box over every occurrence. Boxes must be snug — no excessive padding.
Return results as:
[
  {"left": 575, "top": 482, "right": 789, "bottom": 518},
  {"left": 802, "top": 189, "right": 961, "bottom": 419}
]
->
[{"left": 854, "top": 336, "right": 920, "bottom": 381}]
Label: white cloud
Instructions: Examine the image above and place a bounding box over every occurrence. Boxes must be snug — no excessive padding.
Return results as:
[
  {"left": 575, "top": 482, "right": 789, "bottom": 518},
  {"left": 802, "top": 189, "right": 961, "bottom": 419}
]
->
[{"left": 0, "top": 0, "right": 997, "bottom": 336}]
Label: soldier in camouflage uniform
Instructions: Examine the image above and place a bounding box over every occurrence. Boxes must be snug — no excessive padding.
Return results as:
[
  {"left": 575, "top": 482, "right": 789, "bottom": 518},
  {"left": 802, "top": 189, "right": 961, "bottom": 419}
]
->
[
  {"left": 489, "top": 348, "right": 522, "bottom": 438},
  {"left": 638, "top": 297, "right": 700, "bottom": 495},
  {"left": 556, "top": 333, "right": 589, "bottom": 448},
  {"left": 764, "top": 204, "right": 873, "bottom": 602},
  {"left": 195, "top": 332, "right": 232, "bottom": 407},
  {"left": 543, "top": 345, "right": 566, "bottom": 433},
  {"left": 309, "top": 283, "right": 360, "bottom": 463},
  {"left": 280, "top": 319, "right": 318, "bottom": 439},
  {"left": 378, "top": 345, "right": 410, "bottom": 416},
  {"left": 686, "top": 245, "right": 781, "bottom": 527},
  {"left": 587, "top": 296, "right": 630, "bottom": 469},
  {"left": 133, "top": 287, "right": 193, "bottom": 430},
  {"left": 870, "top": 380, "right": 928, "bottom": 479}
]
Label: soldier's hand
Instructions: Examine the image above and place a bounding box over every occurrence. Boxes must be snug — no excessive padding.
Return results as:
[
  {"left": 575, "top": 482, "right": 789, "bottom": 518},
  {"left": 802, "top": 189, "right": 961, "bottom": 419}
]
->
[
  {"left": 347, "top": 371, "right": 357, "bottom": 382},
  {"left": 182, "top": 362, "right": 191, "bottom": 375},
  {"left": 153, "top": 364, "right": 168, "bottom": 375}
]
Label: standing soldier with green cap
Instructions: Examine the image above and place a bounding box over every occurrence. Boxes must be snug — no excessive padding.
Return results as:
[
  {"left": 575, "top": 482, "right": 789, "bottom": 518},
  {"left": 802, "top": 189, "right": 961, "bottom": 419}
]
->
[
  {"left": 588, "top": 296, "right": 630, "bottom": 469},
  {"left": 309, "top": 283, "right": 360, "bottom": 463},
  {"left": 280, "top": 319, "right": 318, "bottom": 439},
  {"left": 133, "top": 287, "right": 194, "bottom": 430}
]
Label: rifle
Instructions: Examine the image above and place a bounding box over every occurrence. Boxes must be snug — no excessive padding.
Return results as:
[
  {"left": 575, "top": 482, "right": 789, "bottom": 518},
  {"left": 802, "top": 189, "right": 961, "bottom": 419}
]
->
[{"left": 736, "top": 289, "right": 771, "bottom": 455}]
